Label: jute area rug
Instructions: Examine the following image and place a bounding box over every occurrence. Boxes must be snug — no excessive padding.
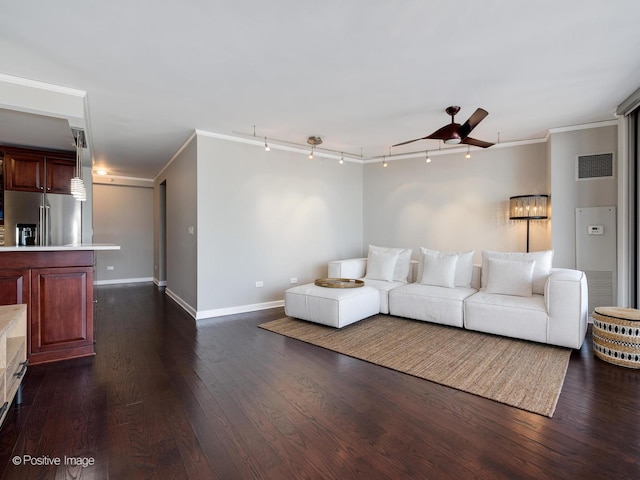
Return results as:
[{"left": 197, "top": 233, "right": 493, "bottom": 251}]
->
[{"left": 259, "top": 315, "right": 572, "bottom": 417}]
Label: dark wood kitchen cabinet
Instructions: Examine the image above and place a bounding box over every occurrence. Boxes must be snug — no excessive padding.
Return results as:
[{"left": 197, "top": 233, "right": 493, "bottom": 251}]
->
[
  {"left": 0, "top": 250, "right": 94, "bottom": 365},
  {"left": 0, "top": 269, "right": 30, "bottom": 306},
  {"left": 2, "top": 146, "right": 76, "bottom": 195}
]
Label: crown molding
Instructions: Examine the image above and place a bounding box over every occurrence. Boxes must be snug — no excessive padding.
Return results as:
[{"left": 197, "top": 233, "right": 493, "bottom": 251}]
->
[
  {"left": 155, "top": 130, "right": 198, "bottom": 181},
  {"left": 364, "top": 137, "right": 548, "bottom": 163},
  {"left": 617, "top": 85, "right": 640, "bottom": 116},
  {"left": 154, "top": 118, "right": 621, "bottom": 176},
  {"left": 93, "top": 175, "right": 154, "bottom": 187},
  {"left": 547, "top": 119, "right": 618, "bottom": 135},
  {"left": 195, "top": 129, "right": 362, "bottom": 163},
  {"left": 0, "top": 73, "right": 86, "bottom": 97}
]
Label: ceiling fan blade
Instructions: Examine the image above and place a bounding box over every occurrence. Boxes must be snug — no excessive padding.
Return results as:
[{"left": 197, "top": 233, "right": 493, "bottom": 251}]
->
[
  {"left": 459, "top": 108, "right": 488, "bottom": 139},
  {"left": 392, "top": 136, "right": 429, "bottom": 147},
  {"left": 424, "top": 123, "right": 459, "bottom": 141},
  {"left": 461, "top": 136, "right": 494, "bottom": 148}
]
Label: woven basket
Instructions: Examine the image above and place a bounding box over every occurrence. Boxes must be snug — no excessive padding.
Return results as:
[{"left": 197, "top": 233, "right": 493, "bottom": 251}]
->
[{"left": 592, "top": 307, "right": 640, "bottom": 369}]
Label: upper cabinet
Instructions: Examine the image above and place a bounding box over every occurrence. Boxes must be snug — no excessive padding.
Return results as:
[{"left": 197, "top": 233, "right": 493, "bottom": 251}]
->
[{"left": 1, "top": 147, "right": 76, "bottom": 195}]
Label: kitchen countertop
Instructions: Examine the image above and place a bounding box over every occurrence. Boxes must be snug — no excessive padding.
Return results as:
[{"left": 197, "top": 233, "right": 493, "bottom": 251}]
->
[{"left": 0, "top": 244, "right": 121, "bottom": 252}]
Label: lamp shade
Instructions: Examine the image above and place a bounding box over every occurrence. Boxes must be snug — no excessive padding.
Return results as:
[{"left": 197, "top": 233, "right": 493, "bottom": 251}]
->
[{"left": 509, "top": 194, "right": 549, "bottom": 220}]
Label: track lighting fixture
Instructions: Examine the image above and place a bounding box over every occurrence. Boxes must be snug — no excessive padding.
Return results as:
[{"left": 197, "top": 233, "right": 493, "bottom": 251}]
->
[
  {"left": 264, "top": 137, "right": 270, "bottom": 152},
  {"left": 339, "top": 153, "right": 344, "bottom": 165},
  {"left": 307, "top": 136, "right": 322, "bottom": 160},
  {"left": 382, "top": 157, "right": 388, "bottom": 168},
  {"left": 425, "top": 150, "right": 431, "bottom": 163},
  {"left": 465, "top": 146, "right": 471, "bottom": 159}
]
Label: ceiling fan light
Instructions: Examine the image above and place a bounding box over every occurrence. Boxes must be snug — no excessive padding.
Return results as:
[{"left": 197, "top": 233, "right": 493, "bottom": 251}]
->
[{"left": 444, "top": 138, "right": 461, "bottom": 145}]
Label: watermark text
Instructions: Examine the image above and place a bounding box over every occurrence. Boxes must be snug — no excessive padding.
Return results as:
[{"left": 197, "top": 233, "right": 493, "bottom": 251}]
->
[{"left": 12, "top": 455, "right": 95, "bottom": 468}]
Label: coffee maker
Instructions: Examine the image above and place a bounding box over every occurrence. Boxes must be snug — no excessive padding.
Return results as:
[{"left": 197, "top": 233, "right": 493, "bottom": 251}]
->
[{"left": 16, "top": 223, "right": 37, "bottom": 246}]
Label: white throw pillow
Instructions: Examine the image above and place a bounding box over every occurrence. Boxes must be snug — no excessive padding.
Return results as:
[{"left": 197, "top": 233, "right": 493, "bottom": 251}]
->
[
  {"left": 485, "top": 258, "right": 535, "bottom": 297},
  {"left": 420, "top": 251, "right": 459, "bottom": 288},
  {"left": 420, "top": 248, "right": 474, "bottom": 287},
  {"left": 368, "top": 245, "right": 412, "bottom": 282},
  {"left": 481, "top": 250, "right": 553, "bottom": 295},
  {"left": 365, "top": 250, "right": 399, "bottom": 282}
]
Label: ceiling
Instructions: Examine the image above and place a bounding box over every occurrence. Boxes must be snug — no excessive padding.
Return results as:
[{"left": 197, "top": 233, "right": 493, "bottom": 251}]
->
[{"left": 1, "top": 1, "right": 639, "bottom": 179}]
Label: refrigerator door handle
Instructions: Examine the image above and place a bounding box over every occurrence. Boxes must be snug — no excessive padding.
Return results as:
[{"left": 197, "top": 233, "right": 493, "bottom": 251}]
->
[
  {"left": 39, "top": 205, "right": 45, "bottom": 246},
  {"left": 44, "top": 205, "right": 50, "bottom": 246}
]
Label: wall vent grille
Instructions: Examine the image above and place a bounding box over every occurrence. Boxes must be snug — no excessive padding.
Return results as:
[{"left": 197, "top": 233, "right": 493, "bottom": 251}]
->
[
  {"left": 583, "top": 270, "right": 614, "bottom": 314},
  {"left": 576, "top": 153, "right": 614, "bottom": 180}
]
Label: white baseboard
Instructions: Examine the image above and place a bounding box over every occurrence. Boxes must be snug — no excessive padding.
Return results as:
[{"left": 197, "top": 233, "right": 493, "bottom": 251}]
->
[
  {"left": 165, "top": 288, "right": 197, "bottom": 319},
  {"left": 195, "top": 300, "right": 285, "bottom": 320},
  {"left": 154, "top": 278, "right": 167, "bottom": 287},
  {"left": 94, "top": 277, "right": 154, "bottom": 285},
  {"left": 163, "top": 288, "right": 283, "bottom": 321}
]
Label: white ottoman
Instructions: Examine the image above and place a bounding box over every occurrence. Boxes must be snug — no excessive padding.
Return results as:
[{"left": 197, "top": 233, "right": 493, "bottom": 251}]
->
[{"left": 284, "top": 283, "right": 380, "bottom": 328}]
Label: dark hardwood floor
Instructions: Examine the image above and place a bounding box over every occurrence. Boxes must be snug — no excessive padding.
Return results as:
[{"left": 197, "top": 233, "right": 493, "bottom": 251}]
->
[{"left": 0, "top": 283, "right": 639, "bottom": 479}]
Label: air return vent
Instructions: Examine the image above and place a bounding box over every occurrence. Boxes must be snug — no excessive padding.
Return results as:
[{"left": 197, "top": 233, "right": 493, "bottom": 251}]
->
[{"left": 576, "top": 153, "right": 614, "bottom": 180}]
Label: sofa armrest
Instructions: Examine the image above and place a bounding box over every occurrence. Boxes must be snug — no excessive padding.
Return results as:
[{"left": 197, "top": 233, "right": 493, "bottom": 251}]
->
[
  {"left": 545, "top": 268, "right": 589, "bottom": 349},
  {"left": 328, "top": 258, "right": 367, "bottom": 279}
]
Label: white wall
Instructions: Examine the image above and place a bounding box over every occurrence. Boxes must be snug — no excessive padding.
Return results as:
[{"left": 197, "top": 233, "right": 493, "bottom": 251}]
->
[
  {"left": 152, "top": 124, "right": 619, "bottom": 318},
  {"left": 155, "top": 137, "right": 199, "bottom": 311},
  {"left": 549, "top": 125, "right": 618, "bottom": 268},
  {"left": 194, "top": 134, "right": 364, "bottom": 317},
  {"left": 93, "top": 182, "right": 154, "bottom": 283},
  {"left": 363, "top": 142, "right": 550, "bottom": 264}
]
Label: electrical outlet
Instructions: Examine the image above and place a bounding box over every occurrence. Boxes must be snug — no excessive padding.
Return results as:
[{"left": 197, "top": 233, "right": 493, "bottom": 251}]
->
[
  {"left": 290, "top": 277, "right": 298, "bottom": 284},
  {"left": 255, "top": 281, "right": 264, "bottom": 288},
  {"left": 107, "top": 266, "right": 115, "bottom": 271}
]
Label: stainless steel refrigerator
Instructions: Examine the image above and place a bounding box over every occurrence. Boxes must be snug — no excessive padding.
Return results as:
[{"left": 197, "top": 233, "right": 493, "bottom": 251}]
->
[{"left": 4, "top": 190, "right": 81, "bottom": 246}]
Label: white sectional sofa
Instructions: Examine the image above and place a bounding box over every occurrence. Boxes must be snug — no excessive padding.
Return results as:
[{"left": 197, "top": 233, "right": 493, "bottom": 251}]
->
[{"left": 327, "top": 246, "right": 589, "bottom": 349}]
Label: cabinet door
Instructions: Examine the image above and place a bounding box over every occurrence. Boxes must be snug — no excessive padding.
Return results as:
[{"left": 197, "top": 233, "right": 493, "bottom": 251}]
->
[
  {"left": 45, "top": 157, "right": 76, "bottom": 194},
  {"left": 0, "top": 269, "right": 30, "bottom": 306},
  {"left": 30, "top": 267, "right": 93, "bottom": 354},
  {"left": 4, "top": 153, "right": 44, "bottom": 192}
]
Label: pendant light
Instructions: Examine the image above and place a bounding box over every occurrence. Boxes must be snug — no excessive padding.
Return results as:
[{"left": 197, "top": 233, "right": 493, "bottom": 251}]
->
[{"left": 71, "top": 131, "right": 87, "bottom": 201}]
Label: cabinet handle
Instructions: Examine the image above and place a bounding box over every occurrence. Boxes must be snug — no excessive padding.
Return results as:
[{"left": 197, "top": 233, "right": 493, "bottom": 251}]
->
[{"left": 14, "top": 360, "right": 28, "bottom": 379}]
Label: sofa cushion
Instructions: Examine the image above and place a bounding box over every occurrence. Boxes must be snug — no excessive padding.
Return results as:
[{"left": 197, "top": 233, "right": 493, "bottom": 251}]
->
[
  {"left": 367, "top": 245, "right": 412, "bottom": 283},
  {"left": 389, "top": 283, "right": 477, "bottom": 328},
  {"left": 365, "top": 250, "right": 398, "bottom": 282},
  {"left": 464, "top": 291, "right": 548, "bottom": 344},
  {"left": 361, "top": 278, "right": 407, "bottom": 314},
  {"left": 481, "top": 250, "right": 553, "bottom": 295},
  {"left": 418, "top": 248, "right": 475, "bottom": 288},
  {"left": 485, "top": 258, "right": 535, "bottom": 297},
  {"left": 420, "top": 251, "right": 458, "bottom": 288}
]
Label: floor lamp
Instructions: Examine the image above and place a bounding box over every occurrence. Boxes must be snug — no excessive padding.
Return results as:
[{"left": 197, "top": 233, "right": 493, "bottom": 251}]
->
[{"left": 509, "top": 195, "right": 549, "bottom": 252}]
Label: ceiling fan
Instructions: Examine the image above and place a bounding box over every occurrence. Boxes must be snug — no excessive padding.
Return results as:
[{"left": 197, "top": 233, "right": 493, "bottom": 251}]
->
[{"left": 393, "top": 106, "right": 494, "bottom": 148}]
